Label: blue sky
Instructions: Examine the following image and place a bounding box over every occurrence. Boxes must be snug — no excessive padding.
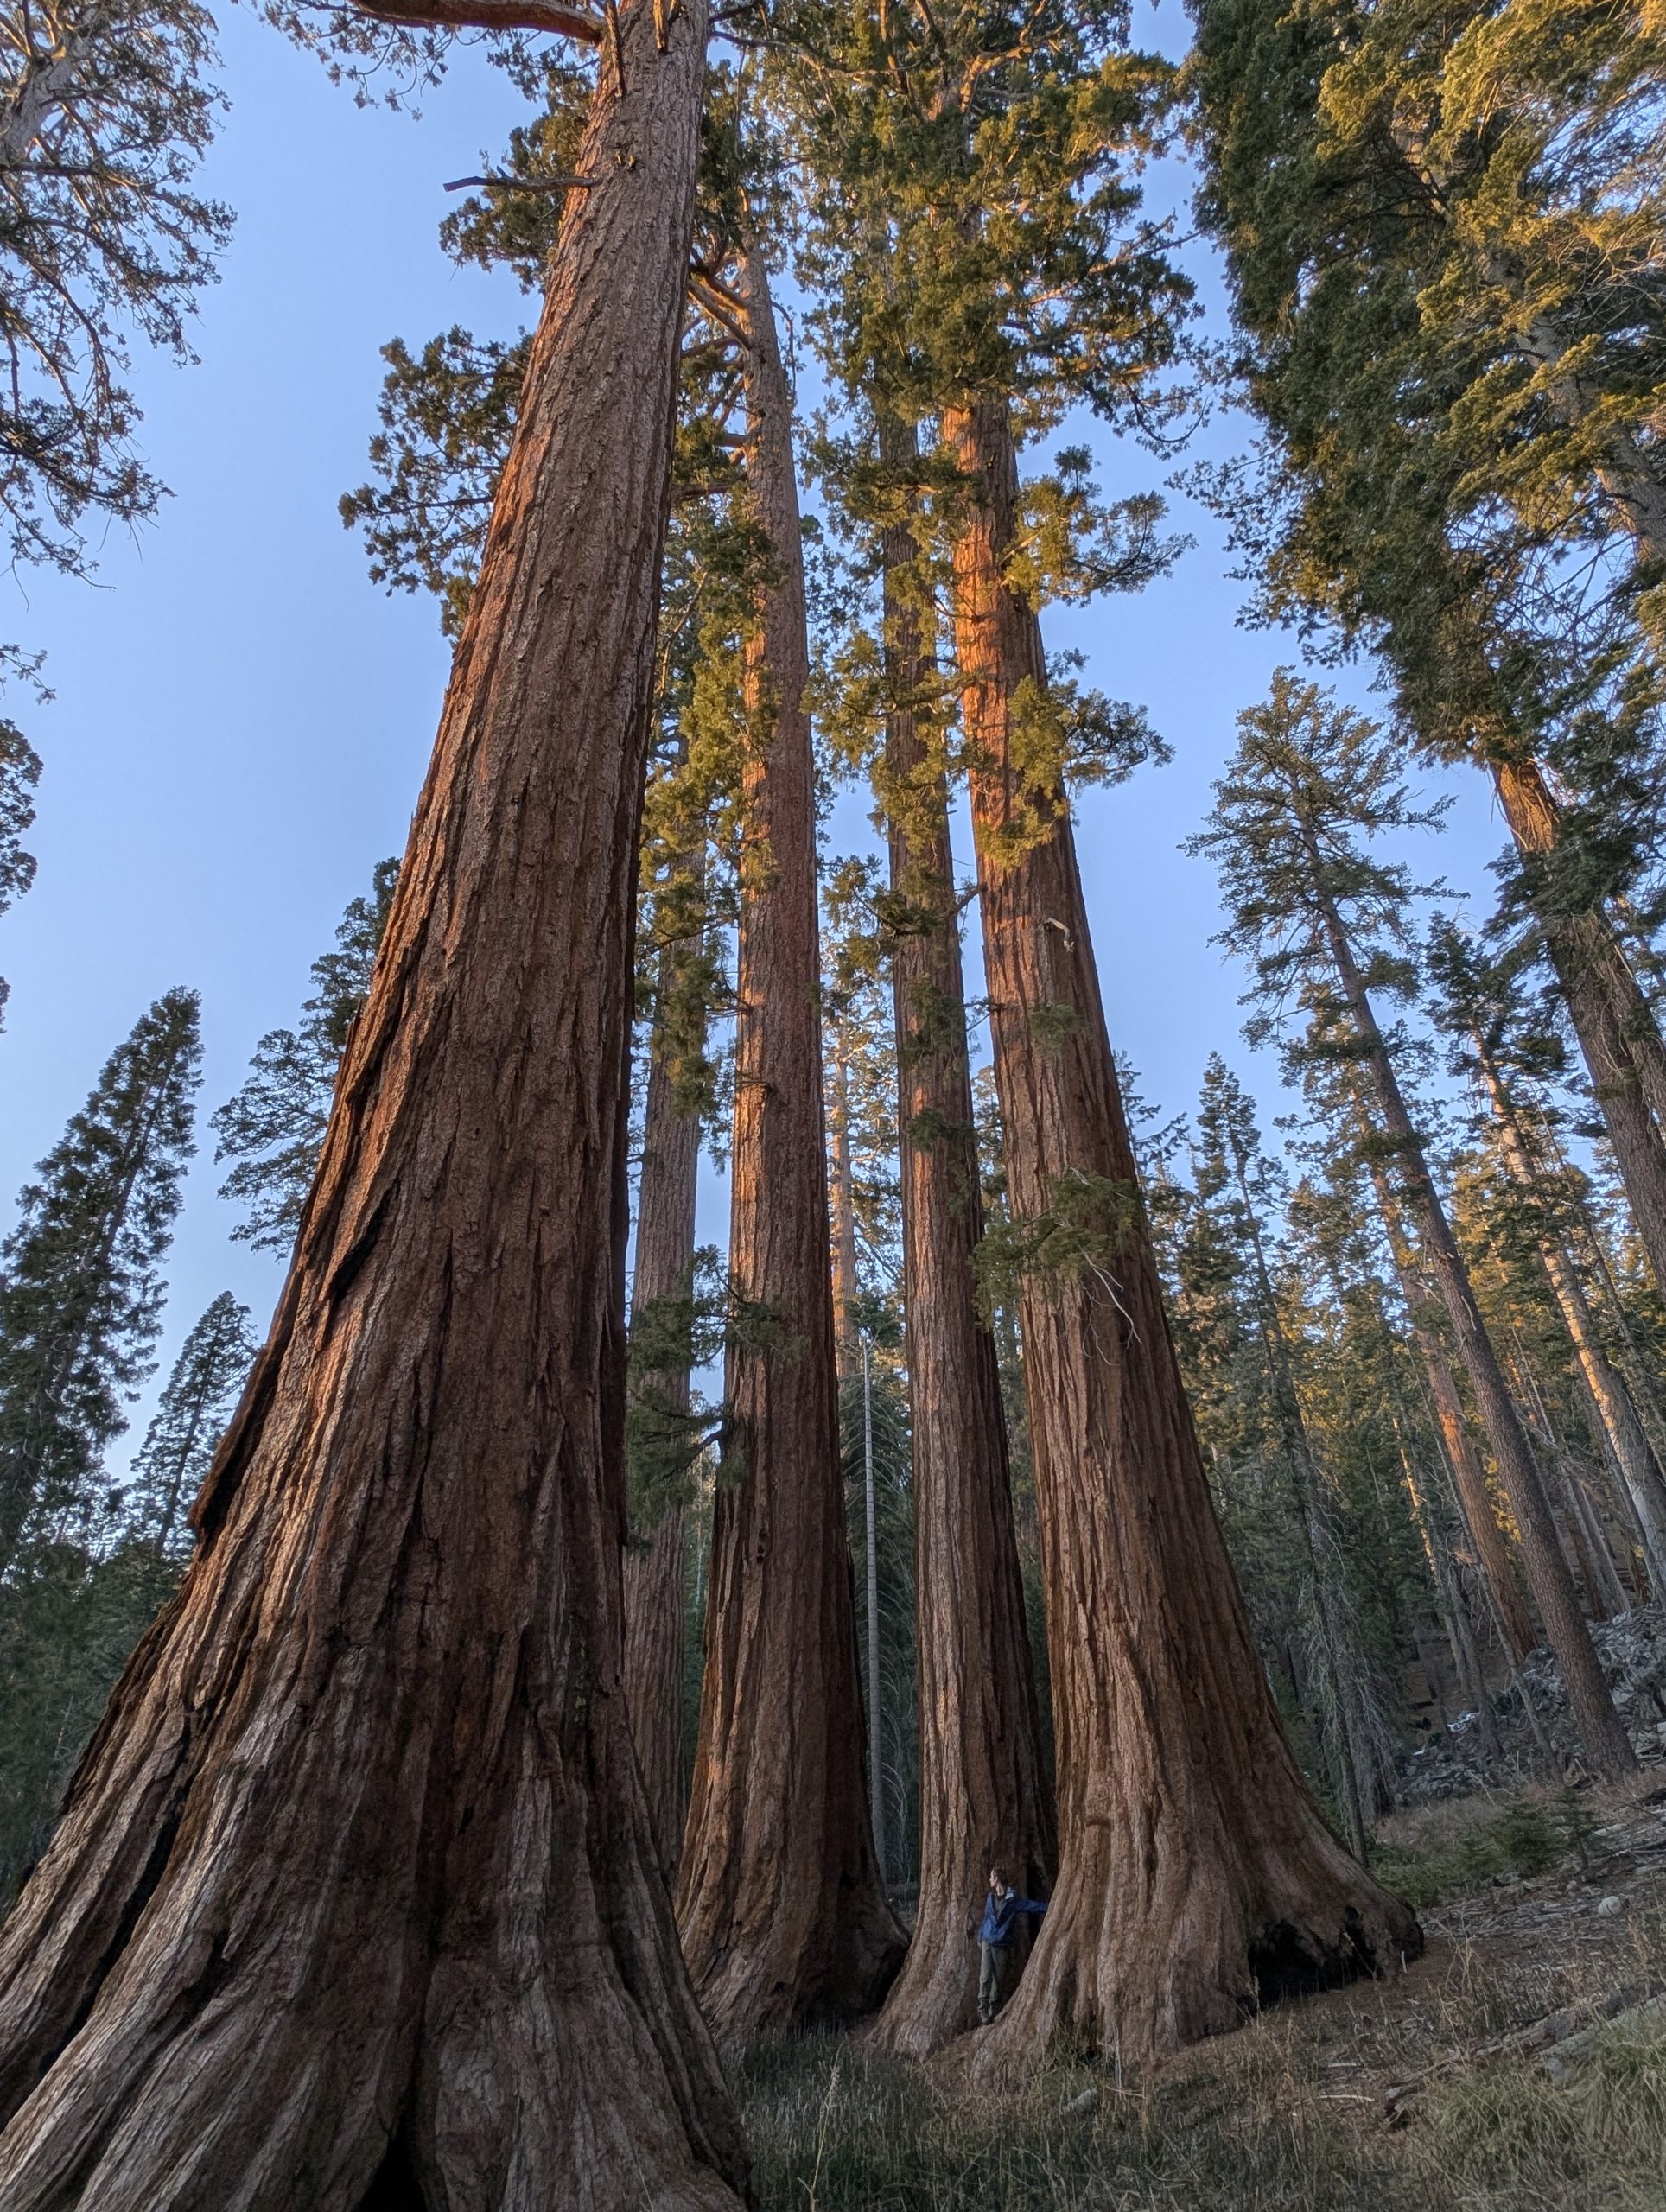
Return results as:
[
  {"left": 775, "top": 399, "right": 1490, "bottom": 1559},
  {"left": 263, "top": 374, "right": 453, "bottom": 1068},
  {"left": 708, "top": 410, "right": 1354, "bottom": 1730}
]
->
[{"left": 0, "top": 3, "right": 1510, "bottom": 1462}]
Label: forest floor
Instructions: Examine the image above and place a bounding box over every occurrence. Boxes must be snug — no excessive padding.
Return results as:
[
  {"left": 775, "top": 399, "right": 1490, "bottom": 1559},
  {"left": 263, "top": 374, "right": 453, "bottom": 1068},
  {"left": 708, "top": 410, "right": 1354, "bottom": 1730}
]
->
[{"left": 737, "top": 1772, "right": 1666, "bottom": 2209}]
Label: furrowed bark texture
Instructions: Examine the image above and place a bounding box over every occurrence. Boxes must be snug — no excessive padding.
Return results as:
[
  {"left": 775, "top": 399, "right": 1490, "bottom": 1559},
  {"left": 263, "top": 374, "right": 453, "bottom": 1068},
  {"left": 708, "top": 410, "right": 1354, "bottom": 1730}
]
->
[
  {"left": 676, "top": 254, "right": 903, "bottom": 2041},
  {"left": 869, "top": 413, "right": 1052, "bottom": 2060},
  {"left": 1491, "top": 757, "right": 1666, "bottom": 1293},
  {"left": 1319, "top": 904, "right": 1637, "bottom": 1782},
  {"left": 0, "top": 10, "right": 750, "bottom": 2207},
  {"left": 944, "top": 398, "right": 1420, "bottom": 2071},
  {"left": 623, "top": 1034, "right": 702, "bottom": 1889}
]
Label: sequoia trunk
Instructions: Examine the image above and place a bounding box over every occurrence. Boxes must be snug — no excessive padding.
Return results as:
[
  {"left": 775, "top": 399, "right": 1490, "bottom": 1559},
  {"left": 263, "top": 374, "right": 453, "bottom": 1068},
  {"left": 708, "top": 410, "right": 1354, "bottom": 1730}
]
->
[
  {"left": 869, "top": 413, "right": 1052, "bottom": 2059},
  {"left": 1314, "top": 897, "right": 1636, "bottom": 1781},
  {"left": 676, "top": 253, "right": 903, "bottom": 2040},
  {"left": 944, "top": 397, "right": 1419, "bottom": 2070},
  {"left": 623, "top": 1031, "right": 703, "bottom": 1888},
  {"left": 0, "top": 10, "right": 750, "bottom": 2207}
]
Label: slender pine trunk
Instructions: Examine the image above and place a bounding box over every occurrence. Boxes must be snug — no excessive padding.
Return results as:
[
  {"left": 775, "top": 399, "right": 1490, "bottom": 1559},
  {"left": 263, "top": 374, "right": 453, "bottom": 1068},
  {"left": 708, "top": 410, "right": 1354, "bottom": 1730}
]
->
[
  {"left": 1312, "top": 889, "right": 1636, "bottom": 1780},
  {"left": 1232, "top": 1161, "right": 1370, "bottom": 1861},
  {"left": 1362, "top": 1164, "right": 1537, "bottom": 1658},
  {"left": 1477, "top": 1051, "right": 1666, "bottom": 1589},
  {"left": 830, "top": 1047, "right": 861, "bottom": 1372},
  {"left": 1491, "top": 757, "right": 1666, "bottom": 1291}
]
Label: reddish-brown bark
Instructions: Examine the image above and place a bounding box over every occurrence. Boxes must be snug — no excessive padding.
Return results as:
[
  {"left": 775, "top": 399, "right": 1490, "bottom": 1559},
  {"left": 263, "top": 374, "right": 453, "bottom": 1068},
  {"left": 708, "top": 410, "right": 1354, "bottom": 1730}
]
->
[
  {"left": 623, "top": 1034, "right": 703, "bottom": 1889},
  {"left": 676, "top": 254, "right": 903, "bottom": 2041},
  {"left": 944, "top": 397, "right": 1420, "bottom": 2070},
  {"left": 0, "top": 10, "right": 749, "bottom": 2206},
  {"left": 868, "top": 415, "right": 1052, "bottom": 2059}
]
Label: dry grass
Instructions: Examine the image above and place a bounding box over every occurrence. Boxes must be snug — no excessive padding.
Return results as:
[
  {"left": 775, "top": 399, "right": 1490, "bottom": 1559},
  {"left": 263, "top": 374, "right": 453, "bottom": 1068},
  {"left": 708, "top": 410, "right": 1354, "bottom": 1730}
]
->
[{"left": 736, "top": 1779, "right": 1666, "bottom": 2211}]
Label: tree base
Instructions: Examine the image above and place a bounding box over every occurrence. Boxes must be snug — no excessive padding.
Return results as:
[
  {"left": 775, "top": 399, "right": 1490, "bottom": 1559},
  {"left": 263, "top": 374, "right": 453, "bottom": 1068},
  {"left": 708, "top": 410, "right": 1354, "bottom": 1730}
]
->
[{"left": 976, "top": 1829, "right": 1421, "bottom": 2074}]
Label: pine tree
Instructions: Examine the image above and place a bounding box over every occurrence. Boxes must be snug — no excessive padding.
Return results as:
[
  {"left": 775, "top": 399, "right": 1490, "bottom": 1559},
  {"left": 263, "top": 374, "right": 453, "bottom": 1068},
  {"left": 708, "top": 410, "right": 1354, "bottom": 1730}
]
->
[
  {"left": 1192, "top": 1057, "right": 1387, "bottom": 1857},
  {"left": 123, "top": 1291, "right": 258, "bottom": 1562},
  {"left": 1429, "top": 923, "right": 1666, "bottom": 1595},
  {"left": 0, "top": 990, "right": 203, "bottom": 1907},
  {"left": 212, "top": 858, "right": 399, "bottom": 1252},
  {"left": 0, "top": 1289, "right": 252, "bottom": 1913},
  {"left": 0, "top": 988, "right": 201, "bottom": 1572},
  {"left": 1192, "top": 670, "right": 1636, "bottom": 1781},
  {"left": 0, "top": 9, "right": 751, "bottom": 2198},
  {"left": 1186, "top": 0, "right": 1666, "bottom": 1295}
]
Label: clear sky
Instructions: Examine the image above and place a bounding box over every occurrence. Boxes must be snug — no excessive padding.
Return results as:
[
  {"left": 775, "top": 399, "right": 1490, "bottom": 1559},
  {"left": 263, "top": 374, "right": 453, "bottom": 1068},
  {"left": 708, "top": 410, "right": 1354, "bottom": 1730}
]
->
[{"left": 0, "top": 3, "right": 1510, "bottom": 1463}]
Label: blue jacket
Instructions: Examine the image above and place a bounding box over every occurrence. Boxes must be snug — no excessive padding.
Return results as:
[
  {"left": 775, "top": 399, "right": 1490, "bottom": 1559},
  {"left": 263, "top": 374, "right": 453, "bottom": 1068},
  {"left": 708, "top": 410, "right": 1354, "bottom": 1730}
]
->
[{"left": 978, "top": 1888, "right": 1046, "bottom": 1947}]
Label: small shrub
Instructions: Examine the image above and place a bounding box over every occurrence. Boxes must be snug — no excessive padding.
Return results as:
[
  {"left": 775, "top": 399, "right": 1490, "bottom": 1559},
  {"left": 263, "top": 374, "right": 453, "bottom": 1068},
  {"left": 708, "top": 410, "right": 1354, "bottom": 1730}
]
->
[{"left": 1491, "top": 1802, "right": 1561, "bottom": 1879}]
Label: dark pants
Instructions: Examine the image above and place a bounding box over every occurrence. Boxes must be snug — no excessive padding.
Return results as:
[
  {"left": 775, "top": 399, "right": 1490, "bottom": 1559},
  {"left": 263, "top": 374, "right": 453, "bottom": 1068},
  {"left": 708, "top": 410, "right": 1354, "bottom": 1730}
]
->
[{"left": 978, "top": 1940, "right": 1008, "bottom": 2022}]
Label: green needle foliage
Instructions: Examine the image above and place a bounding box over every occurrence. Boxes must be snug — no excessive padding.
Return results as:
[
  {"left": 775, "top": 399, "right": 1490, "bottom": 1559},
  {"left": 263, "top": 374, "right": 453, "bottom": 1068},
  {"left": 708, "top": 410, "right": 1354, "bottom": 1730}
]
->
[
  {"left": 212, "top": 857, "right": 399, "bottom": 1254},
  {"left": 0, "top": 988, "right": 205, "bottom": 1903},
  {"left": 1186, "top": 669, "right": 1448, "bottom": 1063},
  {"left": 121, "top": 1288, "right": 258, "bottom": 1563},
  {"left": 1186, "top": 0, "right": 1666, "bottom": 942},
  {"left": 784, "top": 0, "right": 1192, "bottom": 432},
  {"left": 0, "top": 2, "right": 233, "bottom": 576}
]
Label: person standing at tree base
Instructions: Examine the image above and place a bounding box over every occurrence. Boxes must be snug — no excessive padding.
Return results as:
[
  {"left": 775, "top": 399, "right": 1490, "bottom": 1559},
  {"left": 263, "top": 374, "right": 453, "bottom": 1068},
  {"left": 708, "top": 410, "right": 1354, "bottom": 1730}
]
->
[{"left": 976, "top": 1866, "right": 1046, "bottom": 2025}]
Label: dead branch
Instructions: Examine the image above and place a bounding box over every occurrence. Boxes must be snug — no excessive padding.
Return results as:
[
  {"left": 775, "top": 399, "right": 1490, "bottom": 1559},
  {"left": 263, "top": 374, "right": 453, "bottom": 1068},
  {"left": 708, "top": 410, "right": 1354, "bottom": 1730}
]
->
[
  {"left": 444, "top": 174, "right": 598, "bottom": 193},
  {"left": 353, "top": 0, "right": 604, "bottom": 40},
  {"left": 1383, "top": 1978, "right": 1664, "bottom": 2125}
]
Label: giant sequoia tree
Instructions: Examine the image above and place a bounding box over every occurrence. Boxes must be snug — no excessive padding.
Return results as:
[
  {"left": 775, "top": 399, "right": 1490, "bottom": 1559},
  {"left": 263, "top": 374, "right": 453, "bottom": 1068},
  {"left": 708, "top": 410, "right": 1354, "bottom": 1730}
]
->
[
  {"left": 0, "top": 8, "right": 751, "bottom": 2203},
  {"left": 868, "top": 423, "right": 1053, "bottom": 2056},
  {"left": 677, "top": 246, "right": 904, "bottom": 2040},
  {"left": 785, "top": 0, "right": 1419, "bottom": 2066}
]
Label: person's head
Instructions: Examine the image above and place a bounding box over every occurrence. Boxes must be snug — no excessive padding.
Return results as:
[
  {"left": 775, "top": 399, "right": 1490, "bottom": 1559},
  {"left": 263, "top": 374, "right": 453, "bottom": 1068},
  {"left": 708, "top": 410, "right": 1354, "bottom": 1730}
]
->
[{"left": 989, "top": 1866, "right": 1007, "bottom": 1893}]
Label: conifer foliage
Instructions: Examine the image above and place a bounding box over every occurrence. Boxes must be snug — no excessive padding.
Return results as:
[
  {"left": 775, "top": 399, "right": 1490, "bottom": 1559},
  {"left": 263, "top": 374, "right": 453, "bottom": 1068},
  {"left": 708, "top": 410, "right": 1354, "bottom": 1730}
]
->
[
  {"left": 0, "top": 988, "right": 201, "bottom": 1573},
  {"left": 0, "top": 718, "right": 40, "bottom": 1027},
  {"left": 212, "top": 858, "right": 399, "bottom": 1252},
  {"left": 123, "top": 1290, "right": 257, "bottom": 1563},
  {"left": 4, "top": 0, "right": 1666, "bottom": 2192},
  {"left": 0, "top": 989, "right": 202, "bottom": 1905},
  {"left": 0, "top": 1, "right": 232, "bottom": 575}
]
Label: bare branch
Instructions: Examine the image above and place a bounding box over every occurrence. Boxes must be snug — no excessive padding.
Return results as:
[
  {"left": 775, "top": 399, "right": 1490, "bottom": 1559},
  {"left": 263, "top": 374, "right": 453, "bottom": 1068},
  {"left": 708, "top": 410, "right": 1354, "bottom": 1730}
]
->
[{"left": 350, "top": 0, "right": 604, "bottom": 43}]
